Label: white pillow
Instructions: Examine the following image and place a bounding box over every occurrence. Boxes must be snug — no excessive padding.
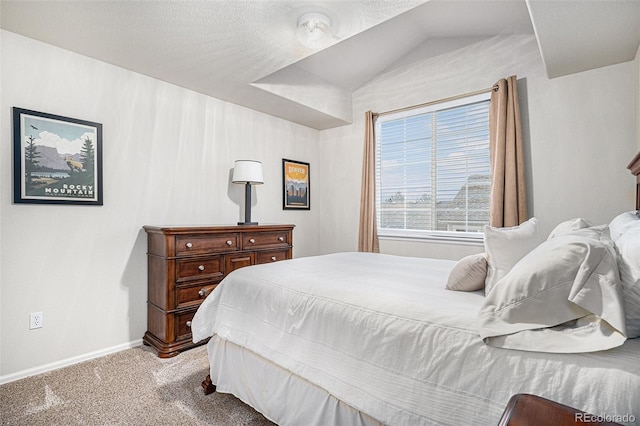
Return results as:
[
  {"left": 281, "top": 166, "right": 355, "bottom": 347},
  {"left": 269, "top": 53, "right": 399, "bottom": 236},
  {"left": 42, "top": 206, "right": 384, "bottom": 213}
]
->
[
  {"left": 446, "top": 253, "right": 487, "bottom": 292},
  {"left": 615, "top": 227, "right": 640, "bottom": 338},
  {"left": 478, "top": 227, "right": 626, "bottom": 352},
  {"left": 547, "top": 218, "right": 592, "bottom": 240},
  {"left": 483, "top": 218, "right": 540, "bottom": 294},
  {"left": 609, "top": 211, "right": 640, "bottom": 242}
]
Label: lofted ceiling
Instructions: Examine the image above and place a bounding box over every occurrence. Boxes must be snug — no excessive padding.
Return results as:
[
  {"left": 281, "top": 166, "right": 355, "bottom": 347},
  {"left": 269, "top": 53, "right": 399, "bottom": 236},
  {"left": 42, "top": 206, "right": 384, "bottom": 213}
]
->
[{"left": 1, "top": 0, "right": 639, "bottom": 130}]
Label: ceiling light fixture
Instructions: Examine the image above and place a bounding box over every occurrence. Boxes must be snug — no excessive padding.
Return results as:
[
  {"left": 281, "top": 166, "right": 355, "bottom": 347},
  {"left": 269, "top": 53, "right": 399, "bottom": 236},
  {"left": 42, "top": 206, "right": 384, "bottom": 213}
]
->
[{"left": 297, "top": 12, "right": 333, "bottom": 49}]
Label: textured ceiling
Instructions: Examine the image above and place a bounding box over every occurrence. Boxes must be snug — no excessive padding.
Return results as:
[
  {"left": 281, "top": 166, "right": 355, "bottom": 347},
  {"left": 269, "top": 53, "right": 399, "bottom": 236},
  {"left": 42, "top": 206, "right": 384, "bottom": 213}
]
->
[
  {"left": 1, "top": 0, "right": 639, "bottom": 130},
  {"left": 526, "top": 0, "right": 640, "bottom": 78}
]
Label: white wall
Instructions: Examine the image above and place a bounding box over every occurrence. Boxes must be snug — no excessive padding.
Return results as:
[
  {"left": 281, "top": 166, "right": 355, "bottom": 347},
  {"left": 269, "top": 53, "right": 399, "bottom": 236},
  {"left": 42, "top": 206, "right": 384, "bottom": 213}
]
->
[
  {"left": 2, "top": 30, "right": 638, "bottom": 382},
  {"left": 317, "top": 35, "right": 637, "bottom": 258},
  {"left": 0, "top": 31, "right": 322, "bottom": 380}
]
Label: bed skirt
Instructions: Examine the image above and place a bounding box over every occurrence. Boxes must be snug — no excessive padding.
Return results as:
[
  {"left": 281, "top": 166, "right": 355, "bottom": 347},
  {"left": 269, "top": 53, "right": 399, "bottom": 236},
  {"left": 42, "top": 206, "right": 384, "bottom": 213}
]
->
[{"left": 207, "top": 334, "right": 382, "bottom": 426}]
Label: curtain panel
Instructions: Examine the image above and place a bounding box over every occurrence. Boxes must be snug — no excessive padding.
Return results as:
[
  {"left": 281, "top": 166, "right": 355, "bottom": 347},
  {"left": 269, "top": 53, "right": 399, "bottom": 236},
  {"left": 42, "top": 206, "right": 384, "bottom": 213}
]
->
[
  {"left": 489, "top": 76, "right": 528, "bottom": 227},
  {"left": 358, "top": 111, "right": 380, "bottom": 253}
]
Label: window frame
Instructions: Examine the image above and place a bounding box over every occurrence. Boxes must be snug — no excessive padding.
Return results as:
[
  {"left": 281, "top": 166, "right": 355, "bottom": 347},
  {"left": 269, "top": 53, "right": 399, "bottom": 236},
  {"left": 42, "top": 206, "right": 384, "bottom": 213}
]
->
[{"left": 375, "top": 92, "right": 491, "bottom": 245}]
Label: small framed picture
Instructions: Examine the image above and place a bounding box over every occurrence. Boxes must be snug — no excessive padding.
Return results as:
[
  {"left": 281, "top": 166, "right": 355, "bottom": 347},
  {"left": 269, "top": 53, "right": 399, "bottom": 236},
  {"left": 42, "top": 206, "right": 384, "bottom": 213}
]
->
[
  {"left": 282, "top": 158, "right": 310, "bottom": 210},
  {"left": 13, "top": 107, "right": 103, "bottom": 205}
]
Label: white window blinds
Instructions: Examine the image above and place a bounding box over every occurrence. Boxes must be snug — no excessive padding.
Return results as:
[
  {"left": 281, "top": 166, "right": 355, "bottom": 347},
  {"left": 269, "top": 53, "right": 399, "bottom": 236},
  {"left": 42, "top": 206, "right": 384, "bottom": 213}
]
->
[{"left": 375, "top": 92, "right": 491, "bottom": 238}]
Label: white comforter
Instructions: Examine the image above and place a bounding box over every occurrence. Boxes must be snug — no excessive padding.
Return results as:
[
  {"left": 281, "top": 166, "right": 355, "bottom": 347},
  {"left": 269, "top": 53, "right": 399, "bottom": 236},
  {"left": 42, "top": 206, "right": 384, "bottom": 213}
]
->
[{"left": 192, "top": 252, "right": 640, "bottom": 425}]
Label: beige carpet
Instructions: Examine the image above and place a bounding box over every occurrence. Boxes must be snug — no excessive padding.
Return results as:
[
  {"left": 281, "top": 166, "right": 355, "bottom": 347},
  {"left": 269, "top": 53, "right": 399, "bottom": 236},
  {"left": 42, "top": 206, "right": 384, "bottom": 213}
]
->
[{"left": 0, "top": 344, "right": 274, "bottom": 425}]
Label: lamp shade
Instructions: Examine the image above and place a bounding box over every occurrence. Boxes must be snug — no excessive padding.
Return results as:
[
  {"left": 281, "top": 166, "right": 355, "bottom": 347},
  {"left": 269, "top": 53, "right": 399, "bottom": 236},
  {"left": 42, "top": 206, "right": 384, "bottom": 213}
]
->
[{"left": 232, "top": 160, "right": 264, "bottom": 185}]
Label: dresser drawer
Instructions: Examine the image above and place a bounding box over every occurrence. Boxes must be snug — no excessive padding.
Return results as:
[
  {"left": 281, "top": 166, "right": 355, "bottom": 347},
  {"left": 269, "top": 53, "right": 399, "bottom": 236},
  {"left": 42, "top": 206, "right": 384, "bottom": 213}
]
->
[
  {"left": 176, "top": 310, "right": 196, "bottom": 341},
  {"left": 176, "top": 256, "right": 224, "bottom": 282},
  {"left": 175, "top": 282, "right": 218, "bottom": 309},
  {"left": 256, "top": 249, "right": 289, "bottom": 264},
  {"left": 226, "top": 252, "right": 255, "bottom": 274},
  {"left": 243, "top": 231, "right": 290, "bottom": 250},
  {"left": 176, "top": 233, "right": 240, "bottom": 256}
]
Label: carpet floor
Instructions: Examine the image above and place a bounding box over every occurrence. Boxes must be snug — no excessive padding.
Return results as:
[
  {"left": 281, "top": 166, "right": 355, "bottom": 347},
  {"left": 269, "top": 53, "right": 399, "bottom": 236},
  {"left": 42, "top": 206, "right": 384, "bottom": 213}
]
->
[{"left": 0, "top": 344, "right": 274, "bottom": 425}]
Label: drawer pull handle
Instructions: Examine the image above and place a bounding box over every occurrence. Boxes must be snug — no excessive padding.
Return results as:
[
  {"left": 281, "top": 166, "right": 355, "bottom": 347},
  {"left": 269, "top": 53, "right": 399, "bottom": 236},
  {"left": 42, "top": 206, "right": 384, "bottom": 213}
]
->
[
  {"left": 186, "top": 321, "right": 192, "bottom": 328},
  {"left": 186, "top": 242, "right": 193, "bottom": 248},
  {"left": 249, "top": 238, "right": 255, "bottom": 244},
  {"left": 198, "top": 289, "right": 206, "bottom": 297},
  {"left": 271, "top": 256, "right": 277, "bottom": 261},
  {"left": 226, "top": 240, "right": 233, "bottom": 246},
  {"left": 278, "top": 236, "right": 284, "bottom": 242},
  {"left": 198, "top": 265, "right": 205, "bottom": 271}
]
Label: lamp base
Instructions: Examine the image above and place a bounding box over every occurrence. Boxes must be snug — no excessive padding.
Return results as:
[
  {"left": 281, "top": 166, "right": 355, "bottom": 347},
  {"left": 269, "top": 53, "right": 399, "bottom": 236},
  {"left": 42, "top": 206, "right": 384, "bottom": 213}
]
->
[{"left": 237, "top": 222, "right": 258, "bottom": 226}]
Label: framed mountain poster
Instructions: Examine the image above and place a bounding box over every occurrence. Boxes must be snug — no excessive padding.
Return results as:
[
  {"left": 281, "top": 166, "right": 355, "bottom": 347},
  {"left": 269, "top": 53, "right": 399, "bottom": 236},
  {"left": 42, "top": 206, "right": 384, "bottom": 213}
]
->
[{"left": 13, "top": 108, "right": 103, "bottom": 205}]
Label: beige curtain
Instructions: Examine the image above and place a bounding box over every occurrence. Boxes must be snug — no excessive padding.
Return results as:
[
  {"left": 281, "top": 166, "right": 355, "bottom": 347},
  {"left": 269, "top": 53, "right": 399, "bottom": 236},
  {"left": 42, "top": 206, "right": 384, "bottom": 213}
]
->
[
  {"left": 489, "top": 76, "right": 527, "bottom": 227},
  {"left": 358, "top": 111, "right": 380, "bottom": 252}
]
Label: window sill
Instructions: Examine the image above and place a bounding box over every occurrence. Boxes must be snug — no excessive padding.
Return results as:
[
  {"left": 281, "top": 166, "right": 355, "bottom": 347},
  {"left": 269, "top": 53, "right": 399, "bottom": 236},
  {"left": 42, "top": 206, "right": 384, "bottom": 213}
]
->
[{"left": 378, "top": 233, "right": 484, "bottom": 247}]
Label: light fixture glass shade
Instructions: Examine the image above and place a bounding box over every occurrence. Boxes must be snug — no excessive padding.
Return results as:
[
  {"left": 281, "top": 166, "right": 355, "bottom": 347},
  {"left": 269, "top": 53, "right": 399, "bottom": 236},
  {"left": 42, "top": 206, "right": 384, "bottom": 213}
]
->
[
  {"left": 232, "top": 160, "right": 264, "bottom": 185},
  {"left": 296, "top": 12, "right": 332, "bottom": 49}
]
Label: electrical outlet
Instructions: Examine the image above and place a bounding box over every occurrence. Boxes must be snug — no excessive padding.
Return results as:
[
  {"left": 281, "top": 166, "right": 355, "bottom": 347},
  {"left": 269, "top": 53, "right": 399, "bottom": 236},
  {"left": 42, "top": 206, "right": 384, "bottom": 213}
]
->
[{"left": 29, "top": 312, "right": 43, "bottom": 329}]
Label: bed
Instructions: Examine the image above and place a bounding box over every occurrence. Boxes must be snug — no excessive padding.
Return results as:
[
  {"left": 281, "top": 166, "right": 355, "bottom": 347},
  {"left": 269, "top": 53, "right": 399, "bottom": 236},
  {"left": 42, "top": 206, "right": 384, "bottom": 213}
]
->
[{"left": 191, "top": 153, "right": 640, "bottom": 425}]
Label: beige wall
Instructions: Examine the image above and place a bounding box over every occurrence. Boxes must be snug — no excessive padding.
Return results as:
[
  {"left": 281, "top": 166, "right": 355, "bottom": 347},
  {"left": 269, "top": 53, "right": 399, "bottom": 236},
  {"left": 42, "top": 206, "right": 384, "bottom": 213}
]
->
[
  {"left": 0, "top": 30, "right": 322, "bottom": 380},
  {"left": 317, "top": 35, "right": 637, "bottom": 258}
]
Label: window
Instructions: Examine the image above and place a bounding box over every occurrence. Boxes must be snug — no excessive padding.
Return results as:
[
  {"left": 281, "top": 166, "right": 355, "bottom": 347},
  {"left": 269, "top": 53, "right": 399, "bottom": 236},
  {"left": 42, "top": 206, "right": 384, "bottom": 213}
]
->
[{"left": 375, "top": 92, "right": 491, "bottom": 241}]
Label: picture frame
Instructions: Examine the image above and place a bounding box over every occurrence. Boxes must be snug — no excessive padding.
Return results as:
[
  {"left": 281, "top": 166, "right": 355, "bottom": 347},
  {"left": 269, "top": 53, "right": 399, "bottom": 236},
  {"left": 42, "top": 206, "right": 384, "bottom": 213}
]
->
[
  {"left": 13, "top": 107, "right": 103, "bottom": 205},
  {"left": 282, "top": 158, "right": 310, "bottom": 210}
]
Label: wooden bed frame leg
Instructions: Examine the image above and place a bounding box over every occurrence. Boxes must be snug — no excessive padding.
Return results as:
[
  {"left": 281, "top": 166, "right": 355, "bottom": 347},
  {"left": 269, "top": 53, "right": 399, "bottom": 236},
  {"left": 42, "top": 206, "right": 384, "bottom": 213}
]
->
[{"left": 201, "top": 374, "right": 216, "bottom": 395}]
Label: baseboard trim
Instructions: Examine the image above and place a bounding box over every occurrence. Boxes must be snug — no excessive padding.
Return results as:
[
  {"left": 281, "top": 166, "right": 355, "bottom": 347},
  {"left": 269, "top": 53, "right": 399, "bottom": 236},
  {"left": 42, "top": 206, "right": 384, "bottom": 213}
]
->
[{"left": 0, "top": 339, "right": 144, "bottom": 385}]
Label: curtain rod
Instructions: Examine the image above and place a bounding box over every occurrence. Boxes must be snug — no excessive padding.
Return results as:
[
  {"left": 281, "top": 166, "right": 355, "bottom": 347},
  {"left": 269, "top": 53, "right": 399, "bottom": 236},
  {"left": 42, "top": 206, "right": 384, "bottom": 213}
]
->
[{"left": 373, "top": 84, "right": 498, "bottom": 118}]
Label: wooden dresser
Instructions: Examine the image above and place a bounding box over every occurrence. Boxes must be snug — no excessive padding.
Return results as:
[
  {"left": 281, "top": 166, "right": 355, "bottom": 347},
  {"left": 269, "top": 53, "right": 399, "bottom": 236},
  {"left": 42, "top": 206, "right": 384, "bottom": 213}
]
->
[{"left": 143, "top": 224, "right": 294, "bottom": 357}]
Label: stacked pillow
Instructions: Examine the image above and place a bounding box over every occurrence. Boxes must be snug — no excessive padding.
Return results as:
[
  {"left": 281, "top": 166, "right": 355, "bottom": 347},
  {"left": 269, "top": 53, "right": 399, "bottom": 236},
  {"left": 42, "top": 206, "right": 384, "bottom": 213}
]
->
[
  {"left": 608, "top": 211, "right": 640, "bottom": 338},
  {"left": 446, "top": 212, "right": 640, "bottom": 340},
  {"left": 446, "top": 211, "right": 640, "bottom": 343},
  {"left": 445, "top": 218, "right": 541, "bottom": 293},
  {"left": 609, "top": 211, "right": 640, "bottom": 241},
  {"left": 478, "top": 223, "right": 626, "bottom": 352},
  {"left": 480, "top": 216, "right": 596, "bottom": 294},
  {"left": 546, "top": 217, "right": 592, "bottom": 239},
  {"left": 445, "top": 253, "right": 487, "bottom": 292},
  {"left": 482, "top": 218, "right": 541, "bottom": 294}
]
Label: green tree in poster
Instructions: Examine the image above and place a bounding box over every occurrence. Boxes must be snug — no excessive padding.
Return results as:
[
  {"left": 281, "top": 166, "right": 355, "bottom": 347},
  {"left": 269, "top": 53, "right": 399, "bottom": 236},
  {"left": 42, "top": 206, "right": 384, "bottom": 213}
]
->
[
  {"left": 24, "top": 135, "right": 41, "bottom": 189},
  {"left": 80, "top": 137, "right": 95, "bottom": 173}
]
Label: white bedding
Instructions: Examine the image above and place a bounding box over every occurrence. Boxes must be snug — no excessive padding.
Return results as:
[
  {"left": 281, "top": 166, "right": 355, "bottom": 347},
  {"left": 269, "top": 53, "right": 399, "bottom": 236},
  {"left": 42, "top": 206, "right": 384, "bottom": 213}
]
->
[
  {"left": 479, "top": 226, "right": 627, "bottom": 353},
  {"left": 192, "top": 252, "right": 640, "bottom": 425}
]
